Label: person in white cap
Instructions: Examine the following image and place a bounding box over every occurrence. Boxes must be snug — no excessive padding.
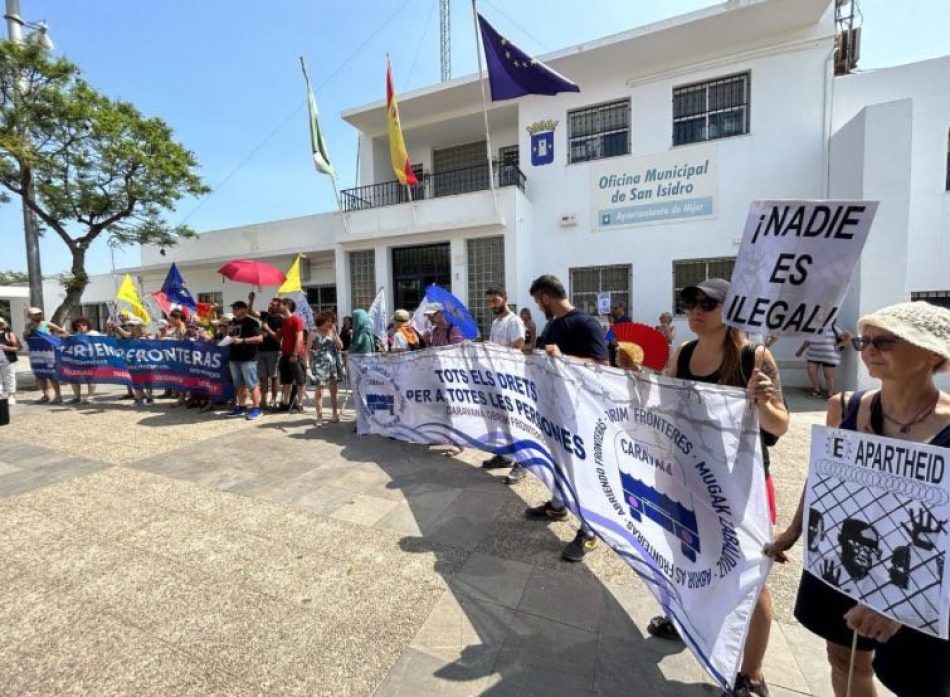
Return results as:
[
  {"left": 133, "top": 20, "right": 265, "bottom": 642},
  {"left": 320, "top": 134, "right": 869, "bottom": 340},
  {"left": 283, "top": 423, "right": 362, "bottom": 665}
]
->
[
  {"left": 390, "top": 309, "right": 424, "bottom": 352},
  {"left": 0, "top": 316, "right": 21, "bottom": 404},
  {"left": 23, "top": 307, "right": 63, "bottom": 403},
  {"left": 768, "top": 301, "right": 950, "bottom": 697},
  {"left": 423, "top": 303, "right": 463, "bottom": 347}
]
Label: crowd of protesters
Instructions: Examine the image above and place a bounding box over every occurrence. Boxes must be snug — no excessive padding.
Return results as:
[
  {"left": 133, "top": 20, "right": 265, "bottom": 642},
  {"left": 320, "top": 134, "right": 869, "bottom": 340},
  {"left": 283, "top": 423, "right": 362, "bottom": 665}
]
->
[{"left": 2, "top": 276, "right": 948, "bottom": 697}]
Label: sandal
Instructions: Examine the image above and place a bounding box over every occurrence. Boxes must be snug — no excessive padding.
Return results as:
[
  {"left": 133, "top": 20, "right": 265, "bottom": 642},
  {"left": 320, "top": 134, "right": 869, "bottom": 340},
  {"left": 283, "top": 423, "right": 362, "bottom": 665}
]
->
[{"left": 647, "top": 615, "right": 681, "bottom": 641}]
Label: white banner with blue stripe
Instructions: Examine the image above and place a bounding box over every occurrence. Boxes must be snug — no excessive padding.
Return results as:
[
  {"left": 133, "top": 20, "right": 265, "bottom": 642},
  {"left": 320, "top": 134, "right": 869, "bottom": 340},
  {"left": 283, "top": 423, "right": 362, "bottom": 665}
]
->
[{"left": 350, "top": 343, "right": 772, "bottom": 689}]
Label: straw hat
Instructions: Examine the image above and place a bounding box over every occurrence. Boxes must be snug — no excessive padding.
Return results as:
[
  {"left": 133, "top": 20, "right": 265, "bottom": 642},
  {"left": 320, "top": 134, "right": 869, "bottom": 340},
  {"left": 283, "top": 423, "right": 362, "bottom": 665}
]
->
[{"left": 858, "top": 302, "right": 950, "bottom": 372}]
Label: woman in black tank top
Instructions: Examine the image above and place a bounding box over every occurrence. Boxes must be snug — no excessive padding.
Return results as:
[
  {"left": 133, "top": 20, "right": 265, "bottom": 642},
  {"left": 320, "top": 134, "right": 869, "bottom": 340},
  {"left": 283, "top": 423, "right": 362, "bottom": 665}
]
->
[
  {"left": 647, "top": 279, "right": 789, "bottom": 697},
  {"left": 767, "top": 302, "right": 950, "bottom": 697}
]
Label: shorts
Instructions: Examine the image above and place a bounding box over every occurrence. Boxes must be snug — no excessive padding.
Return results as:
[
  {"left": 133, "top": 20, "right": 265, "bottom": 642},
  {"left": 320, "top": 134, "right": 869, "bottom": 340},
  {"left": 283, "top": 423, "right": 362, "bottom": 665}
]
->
[
  {"left": 279, "top": 355, "right": 305, "bottom": 385},
  {"left": 257, "top": 351, "right": 279, "bottom": 381},
  {"left": 229, "top": 361, "right": 258, "bottom": 390},
  {"left": 807, "top": 361, "right": 839, "bottom": 369}
]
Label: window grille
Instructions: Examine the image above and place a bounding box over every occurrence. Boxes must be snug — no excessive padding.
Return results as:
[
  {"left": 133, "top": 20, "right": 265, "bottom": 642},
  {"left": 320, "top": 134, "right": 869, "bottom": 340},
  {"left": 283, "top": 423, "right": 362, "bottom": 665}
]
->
[
  {"left": 467, "top": 236, "right": 506, "bottom": 338},
  {"left": 673, "top": 73, "right": 750, "bottom": 146},
  {"left": 569, "top": 265, "right": 631, "bottom": 316},
  {"left": 568, "top": 100, "right": 630, "bottom": 164},
  {"left": 672, "top": 257, "right": 736, "bottom": 314}
]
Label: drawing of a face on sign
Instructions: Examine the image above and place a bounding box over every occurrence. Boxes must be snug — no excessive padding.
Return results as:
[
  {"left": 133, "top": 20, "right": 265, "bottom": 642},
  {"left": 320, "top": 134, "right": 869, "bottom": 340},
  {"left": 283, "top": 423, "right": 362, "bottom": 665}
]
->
[
  {"left": 807, "top": 507, "right": 825, "bottom": 553},
  {"left": 838, "top": 518, "right": 882, "bottom": 580},
  {"left": 527, "top": 119, "right": 558, "bottom": 167}
]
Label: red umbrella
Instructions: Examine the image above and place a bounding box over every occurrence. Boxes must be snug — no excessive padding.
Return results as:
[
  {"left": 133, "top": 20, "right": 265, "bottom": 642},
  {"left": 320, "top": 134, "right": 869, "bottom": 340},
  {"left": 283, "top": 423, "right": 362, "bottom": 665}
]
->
[
  {"left": 217, "top": 260, "right": 286, "bottom": 287},
  {"left": 612, "top": 322, "right": 670, "bottom": 372}
]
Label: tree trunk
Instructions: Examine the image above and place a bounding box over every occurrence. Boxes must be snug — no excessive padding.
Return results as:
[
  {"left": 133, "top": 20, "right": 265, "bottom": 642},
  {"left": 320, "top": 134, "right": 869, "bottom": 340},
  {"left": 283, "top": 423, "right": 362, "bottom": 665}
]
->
[{"left": 51, "top": 247, "right": 87, "bottom": 327}]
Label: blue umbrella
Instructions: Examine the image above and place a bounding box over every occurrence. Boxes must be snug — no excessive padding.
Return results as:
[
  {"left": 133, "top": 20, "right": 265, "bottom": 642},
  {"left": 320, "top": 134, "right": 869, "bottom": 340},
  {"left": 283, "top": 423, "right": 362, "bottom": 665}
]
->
[{"left": 425, "top": 285, "right": 479, "bottom": 340}]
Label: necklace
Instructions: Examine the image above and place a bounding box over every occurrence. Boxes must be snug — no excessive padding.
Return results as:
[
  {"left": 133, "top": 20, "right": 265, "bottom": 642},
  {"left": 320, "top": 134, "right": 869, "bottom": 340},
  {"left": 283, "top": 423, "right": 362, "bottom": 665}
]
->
[{"left": 876, "top": 391, "right": 940, "bottom": 434}]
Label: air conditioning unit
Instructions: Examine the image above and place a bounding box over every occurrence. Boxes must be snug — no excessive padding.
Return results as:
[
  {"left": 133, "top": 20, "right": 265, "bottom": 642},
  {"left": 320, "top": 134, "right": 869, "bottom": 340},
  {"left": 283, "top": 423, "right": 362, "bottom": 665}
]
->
[{"left": 559, "top": 213, "right": 577, "bottom": 227}]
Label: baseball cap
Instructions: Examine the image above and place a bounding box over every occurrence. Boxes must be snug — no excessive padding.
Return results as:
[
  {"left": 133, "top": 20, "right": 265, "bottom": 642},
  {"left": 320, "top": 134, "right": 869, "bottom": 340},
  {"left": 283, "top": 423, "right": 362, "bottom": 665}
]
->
[
  {"left": 27, "top": 306, "right": 42, "bottom": 315},
  {"left": 393, "top": 309, "right": 411, "bottom": 322},
  {"left": 681, "top": 278, "right": 730, "bottom": 304},
  {"left": 423, "top": 302, "right": 445, "bottom": 316}
]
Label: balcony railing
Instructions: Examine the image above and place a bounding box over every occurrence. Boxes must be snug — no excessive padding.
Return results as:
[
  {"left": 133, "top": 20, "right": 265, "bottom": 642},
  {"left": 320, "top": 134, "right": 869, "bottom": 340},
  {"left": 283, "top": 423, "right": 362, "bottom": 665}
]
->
[{"left": 340, "top": 162, "right": 526, "bottom": 212}]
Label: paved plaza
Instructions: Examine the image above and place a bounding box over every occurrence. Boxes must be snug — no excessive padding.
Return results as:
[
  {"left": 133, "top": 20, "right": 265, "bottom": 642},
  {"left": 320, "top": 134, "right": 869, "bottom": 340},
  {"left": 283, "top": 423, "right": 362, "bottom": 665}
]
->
[{"left": 0, "top": 384, "right": 894, "bottom": 696}]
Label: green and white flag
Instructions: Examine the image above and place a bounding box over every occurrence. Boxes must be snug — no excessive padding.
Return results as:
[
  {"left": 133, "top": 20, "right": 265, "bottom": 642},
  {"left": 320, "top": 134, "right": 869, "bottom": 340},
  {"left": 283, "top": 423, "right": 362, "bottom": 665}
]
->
[{"left": 300, "top": 57, "right": 335, "bottom": 177}]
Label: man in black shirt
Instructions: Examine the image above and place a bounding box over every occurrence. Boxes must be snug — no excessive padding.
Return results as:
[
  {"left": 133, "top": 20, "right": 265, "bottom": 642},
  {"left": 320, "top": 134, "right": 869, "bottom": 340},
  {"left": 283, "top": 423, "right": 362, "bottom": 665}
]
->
[
  {"left": 226, "top": 301, "right": 264, "bottom": 420},
  {"left": 249, "top": 293, "right": 283, "bottom": 410},
  {"left": 520, "top": 274, "right": 608, "bottom": 562}
]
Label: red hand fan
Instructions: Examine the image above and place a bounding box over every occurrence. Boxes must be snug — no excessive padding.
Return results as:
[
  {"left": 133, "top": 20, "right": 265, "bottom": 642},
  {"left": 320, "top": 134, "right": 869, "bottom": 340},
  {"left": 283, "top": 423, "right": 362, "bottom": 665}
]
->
[{"left": 612, "top": 322, "right": 670, "bottom": 372}]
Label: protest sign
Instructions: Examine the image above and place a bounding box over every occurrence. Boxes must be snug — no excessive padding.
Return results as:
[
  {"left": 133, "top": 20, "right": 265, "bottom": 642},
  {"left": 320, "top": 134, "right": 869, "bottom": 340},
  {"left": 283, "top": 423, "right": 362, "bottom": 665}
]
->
[
  {"left": 350, "top": 344, "right": 772, "bottom": 688},
  {"left": 724, "top": 201, "right": 878, "bottom": 337},
  {"left": 29, "top": 334, "right": 233, "bottom": 399},
  {"left": 804, "top": 425, "right": 950, "bottom": 638},
  {"left": 597, "top": 292, "right": 611, "bottom": 315}
]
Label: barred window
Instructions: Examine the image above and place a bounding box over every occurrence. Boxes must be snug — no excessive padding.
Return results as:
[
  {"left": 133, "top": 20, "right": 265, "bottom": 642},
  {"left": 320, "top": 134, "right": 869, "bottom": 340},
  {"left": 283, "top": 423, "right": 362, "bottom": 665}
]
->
[
  {"left": 568, "top": 99, "right": 630, "bottom": 164},
  {"left": 911, "top": 290, "right": 950, "bottom": 311},
  {"left": 74, "top": 303, "right": 110, "bottom": 331},
  {"left": 306, "top": 285, "right": 338, "bottom": 316},
  {"left": 672, "top": 257, "right": 736, "bottom": 314},
  {"left": 673, "top": 73, "right": 750, "bottom": 146},
  {"left": 349, "top": 250, "right": 376, "bottom": 311},
  {"left": 946, "top": 128, "right": 949, "bottom": 191},
  {"left": 570, "top": 265, "right": 631, "bottom": 317},
  {"left": 467, "top": 236, "right": 506, "bottom": 338},
  {"left": 197, "top": 292, "right": 223, "bottom": 307}
]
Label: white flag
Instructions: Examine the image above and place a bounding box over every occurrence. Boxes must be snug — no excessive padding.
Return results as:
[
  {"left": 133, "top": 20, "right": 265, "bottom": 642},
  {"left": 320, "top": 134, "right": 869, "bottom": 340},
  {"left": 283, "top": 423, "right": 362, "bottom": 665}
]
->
[
  {"left": 367, "top": 287, "right": 388, "bottom": 346},
  {"left": 410, "top": 297, "right": 434, "bottom": 336}
]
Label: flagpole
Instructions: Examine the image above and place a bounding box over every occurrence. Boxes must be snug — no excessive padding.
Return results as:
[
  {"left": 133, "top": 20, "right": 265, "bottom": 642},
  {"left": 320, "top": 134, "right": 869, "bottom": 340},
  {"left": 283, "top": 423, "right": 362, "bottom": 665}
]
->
[
  {"left": 471, "top": 0, "right": 499, "bottom": 217},
  {"left": 329, "top": 174, "right": 352, "bottom": 237}
]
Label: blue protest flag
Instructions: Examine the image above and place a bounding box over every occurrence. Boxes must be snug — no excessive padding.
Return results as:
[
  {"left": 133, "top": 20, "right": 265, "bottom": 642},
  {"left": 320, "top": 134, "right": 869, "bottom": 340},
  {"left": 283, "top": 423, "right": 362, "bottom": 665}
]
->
[
  {"left": 425, "top": 285, "right": 479, "bottom": 340},
  {"left": 477, "top": 13, "right": 579, "bottom": 101},
  {"left": 161, "top": 263, "right": 197, "bottom": 312}
]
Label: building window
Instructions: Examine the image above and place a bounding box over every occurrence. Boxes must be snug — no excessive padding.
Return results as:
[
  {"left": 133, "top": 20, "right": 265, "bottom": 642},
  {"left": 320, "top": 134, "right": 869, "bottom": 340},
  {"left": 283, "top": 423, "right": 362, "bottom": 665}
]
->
[
  {"left": 74, "top": 303, "right": 109, "bottom": 331},
  {"left": 349, "top": 250, "right": 376, "bottom": 311},
  {"left": 467, "top": 236, "right": 505, "bottom": 338},
  {"left": 569, "top": 265, "right": 631, "bottom": 316},
  {"left": 568, "top": 99, "right": 631, "bottom": 164},
  {"left": 306, "top": 285, "right": 338, "bottom": 317},
  {"left": 197, "top": 292, "right": 223, "bottom": 308},
  {"left": 673, "top": 73, "right": 750, "bottom": 146},
  {"left": 911, "top": 290, "right": 950, "bottom": 310},
  {"left": 672, "top": 257, "right": 736, "bottom": 314}
]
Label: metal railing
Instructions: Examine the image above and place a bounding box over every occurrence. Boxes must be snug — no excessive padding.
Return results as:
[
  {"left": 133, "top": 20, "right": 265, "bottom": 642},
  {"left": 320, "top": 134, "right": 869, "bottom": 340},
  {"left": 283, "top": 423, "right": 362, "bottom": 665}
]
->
[{"left": 340, "top": 162, "right": 526, "bottom": 212}]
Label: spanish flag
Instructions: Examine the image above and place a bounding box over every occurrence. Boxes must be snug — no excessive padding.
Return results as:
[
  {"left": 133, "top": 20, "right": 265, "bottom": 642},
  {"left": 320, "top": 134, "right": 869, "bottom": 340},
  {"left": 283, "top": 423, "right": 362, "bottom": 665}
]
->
[
  {"left": 386, "top": 59, "right": 418, "bottom": 186},
  {"left": 116, "top": 274, "right": 150, "bottom": 324}
]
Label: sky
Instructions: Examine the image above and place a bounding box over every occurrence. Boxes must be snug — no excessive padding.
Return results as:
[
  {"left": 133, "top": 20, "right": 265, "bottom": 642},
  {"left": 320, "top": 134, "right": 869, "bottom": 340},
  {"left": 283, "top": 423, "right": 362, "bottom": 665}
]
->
[{"left": 2, "top": 0, "right": 949, "bottom": 278}]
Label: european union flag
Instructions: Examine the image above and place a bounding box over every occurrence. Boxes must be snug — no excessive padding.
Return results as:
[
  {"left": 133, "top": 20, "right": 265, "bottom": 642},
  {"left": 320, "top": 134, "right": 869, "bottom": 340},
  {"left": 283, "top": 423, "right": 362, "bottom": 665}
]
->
[{"left": 477, "top": 14, "right": 579, "bottom": 101}]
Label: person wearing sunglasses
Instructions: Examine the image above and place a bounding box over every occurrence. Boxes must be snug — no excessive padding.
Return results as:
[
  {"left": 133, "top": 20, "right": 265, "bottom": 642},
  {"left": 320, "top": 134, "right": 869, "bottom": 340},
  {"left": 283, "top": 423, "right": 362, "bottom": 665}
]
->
[
  {"left": 648, "top": 278, "right": 788, "bottom": 697},
  {"left": 767, "top": 301, "right": 950, "bottom": 697}
]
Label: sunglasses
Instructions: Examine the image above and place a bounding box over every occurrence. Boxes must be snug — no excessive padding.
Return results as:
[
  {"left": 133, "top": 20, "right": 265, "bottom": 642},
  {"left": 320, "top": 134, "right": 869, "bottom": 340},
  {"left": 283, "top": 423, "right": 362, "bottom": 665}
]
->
[
  {"left": 851, "top": 335, "right": 902, "bottom": 352},
  {"left": 681, "top": 297, "right": 720, "bottom": 312}
]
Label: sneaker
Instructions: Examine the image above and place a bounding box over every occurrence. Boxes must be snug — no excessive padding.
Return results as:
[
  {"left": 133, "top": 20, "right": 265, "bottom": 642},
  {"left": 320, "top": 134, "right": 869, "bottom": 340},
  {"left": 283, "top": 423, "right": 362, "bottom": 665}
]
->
[
  {"left": 505, "top": 463, "right": 527, "bottom": 484},
  {"left": 133, "top": 399, "right": 144, "bottom": 407},
  {"left": 67, "top": 397, "right": 82, "bottom": 405},
  {"left": 729, "top": 674, "right": 770, "bottom": 697},
  {"left": 245, "top": 407, "right": 263, "bottom": 420},
  {"left": 562, "top": 530, "right": 597, "bottom": 562},
  {"left": 482, "top": 454, "right": 513, "bottom": 469},
  {"left": 524, "top": 501, "right": 568, "bottom": 521},
  {"left": 225, "top": 406, "right": 246, "bottom": 417},
  {"left": 145, "top": 397, "right": 154, "bottom": 404},
  {"left": 290, "top": 404, "right": 305, "bottom": 414},
  {"left": 50, "top": 396, "right": 63, "bottom": 404}
]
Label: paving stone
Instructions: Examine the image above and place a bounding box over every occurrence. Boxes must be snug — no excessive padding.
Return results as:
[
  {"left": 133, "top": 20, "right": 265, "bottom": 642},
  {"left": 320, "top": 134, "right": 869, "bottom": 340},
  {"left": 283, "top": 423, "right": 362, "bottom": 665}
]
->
[
  {"left": 330, "top": 492, "right": 402, "bottom": 527},
  {"left": 450, "top": 552, "right": 535, "bottom": 609},
  {"left": 518, "top": 564, "right": 607, "bottom": 633}
]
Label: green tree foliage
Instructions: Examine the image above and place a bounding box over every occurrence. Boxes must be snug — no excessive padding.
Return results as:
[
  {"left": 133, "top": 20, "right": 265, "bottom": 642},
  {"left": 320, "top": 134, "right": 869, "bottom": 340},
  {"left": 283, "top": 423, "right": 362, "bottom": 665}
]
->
[
  {"left": 0, "top": 270, "right": 28, "bottom": 284},
  {"left": 0, "top": 43, "right": 209, "bottom": 323}
]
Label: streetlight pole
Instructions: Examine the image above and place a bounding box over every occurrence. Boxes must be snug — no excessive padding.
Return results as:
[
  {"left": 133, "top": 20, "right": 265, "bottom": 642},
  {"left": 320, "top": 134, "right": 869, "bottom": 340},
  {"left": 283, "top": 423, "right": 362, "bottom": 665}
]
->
[{"left": 4, "top": 0, "right": 45, "bottom": 311}]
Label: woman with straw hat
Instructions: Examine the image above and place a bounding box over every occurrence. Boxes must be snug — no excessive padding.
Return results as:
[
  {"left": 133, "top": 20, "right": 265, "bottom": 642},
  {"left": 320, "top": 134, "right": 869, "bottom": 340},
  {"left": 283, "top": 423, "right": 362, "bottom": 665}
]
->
[{"left": 767, "top": 301, "right": 950, "bottom": 697}]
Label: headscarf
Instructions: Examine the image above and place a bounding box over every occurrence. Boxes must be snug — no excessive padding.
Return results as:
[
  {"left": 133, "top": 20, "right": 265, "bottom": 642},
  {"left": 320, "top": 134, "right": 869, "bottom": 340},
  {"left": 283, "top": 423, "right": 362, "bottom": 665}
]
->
[{"left": 349, "top": 309, "right": 375, "bottom": 355}]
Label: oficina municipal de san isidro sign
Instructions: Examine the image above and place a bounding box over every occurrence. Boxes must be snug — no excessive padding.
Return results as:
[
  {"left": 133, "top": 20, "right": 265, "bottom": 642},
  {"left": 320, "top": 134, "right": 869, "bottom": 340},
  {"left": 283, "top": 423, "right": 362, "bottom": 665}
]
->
[{"left": 592, "top": 145, "right": 718, "bottom": 230}]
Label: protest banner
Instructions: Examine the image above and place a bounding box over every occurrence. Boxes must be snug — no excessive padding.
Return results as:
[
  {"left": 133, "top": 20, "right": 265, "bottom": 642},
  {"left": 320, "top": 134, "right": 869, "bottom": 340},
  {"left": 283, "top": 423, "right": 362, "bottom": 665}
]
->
[
  {"left": 29, "top": 334, "right": 233, "bottom": 400},
  {"left": 26, "top": 335, "right": 59, "bottom": 381},
  {"left": 350, "top": 343, "right": 772, "bottom": 689},
  {"left": 724, "top": 200, "right": 878, "bottom": 337},
  {"left": 804, "top": 425, "right": 949, "bottom": 638}
]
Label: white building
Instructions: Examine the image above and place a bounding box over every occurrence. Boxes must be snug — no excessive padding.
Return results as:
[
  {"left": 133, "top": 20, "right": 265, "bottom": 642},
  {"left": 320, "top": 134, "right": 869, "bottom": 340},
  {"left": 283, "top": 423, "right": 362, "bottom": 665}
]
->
[{"left": 7, "top": 0, "right": 949, "bottom": 389}]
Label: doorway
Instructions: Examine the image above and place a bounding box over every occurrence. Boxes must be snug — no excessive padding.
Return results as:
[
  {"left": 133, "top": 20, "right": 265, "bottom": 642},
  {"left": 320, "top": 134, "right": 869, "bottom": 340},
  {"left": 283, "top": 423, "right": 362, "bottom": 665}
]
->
[{"left": 392, "top": 243, "right": 451, "bottom": 312}]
